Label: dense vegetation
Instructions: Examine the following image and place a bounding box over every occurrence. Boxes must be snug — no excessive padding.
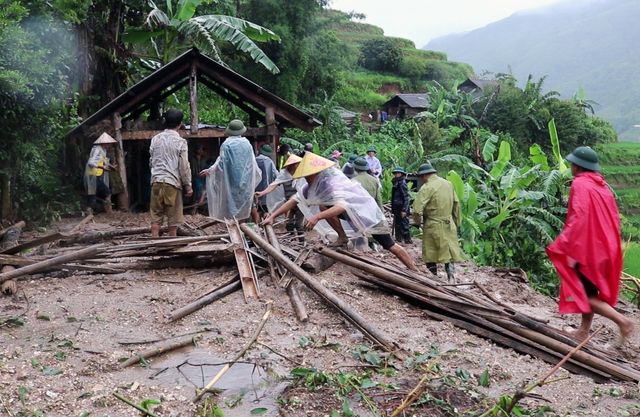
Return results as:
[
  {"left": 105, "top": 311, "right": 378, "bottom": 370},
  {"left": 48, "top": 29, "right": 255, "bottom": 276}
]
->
[{"left": 0, "top": 0, "right": 633, "bottom": 292}]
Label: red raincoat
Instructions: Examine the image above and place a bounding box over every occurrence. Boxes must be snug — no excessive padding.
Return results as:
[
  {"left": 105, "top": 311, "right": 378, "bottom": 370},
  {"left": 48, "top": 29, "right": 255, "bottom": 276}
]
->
[{"left": 546, "top": 172, "right": 622, "bottom": 314}]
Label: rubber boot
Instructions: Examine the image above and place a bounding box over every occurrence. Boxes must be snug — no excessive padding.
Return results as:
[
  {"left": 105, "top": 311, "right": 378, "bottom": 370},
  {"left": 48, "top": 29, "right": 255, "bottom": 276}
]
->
[
  {"left": 445, "top": 263, "right": 455, "bottom": 282},
  {"left": 427, "top": 263, "right": 438, "bottom": 276},
  {"left": 103, "top": 197, "right": 113, "bottom": 214}
]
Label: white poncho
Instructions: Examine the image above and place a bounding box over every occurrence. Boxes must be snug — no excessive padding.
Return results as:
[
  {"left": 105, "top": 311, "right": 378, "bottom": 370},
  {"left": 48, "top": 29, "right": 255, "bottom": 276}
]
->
[
  {"left": 294, "top": 167, "right": 389, "bottom": 239},
  {"left": 205, "top": 136, "right": 261, "bottom": 221}
]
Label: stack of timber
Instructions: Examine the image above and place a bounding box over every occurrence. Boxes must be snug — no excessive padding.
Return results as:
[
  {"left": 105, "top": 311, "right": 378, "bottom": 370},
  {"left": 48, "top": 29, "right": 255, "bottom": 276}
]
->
[{"left": 315, "top": 247, "right": 640, "bottom": 383}]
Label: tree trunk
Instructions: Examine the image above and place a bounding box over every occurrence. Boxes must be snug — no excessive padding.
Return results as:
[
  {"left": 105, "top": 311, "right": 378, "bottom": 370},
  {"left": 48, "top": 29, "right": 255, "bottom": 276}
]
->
[{"left": 0, "top": 173, "right": 11, "bottom": 221}]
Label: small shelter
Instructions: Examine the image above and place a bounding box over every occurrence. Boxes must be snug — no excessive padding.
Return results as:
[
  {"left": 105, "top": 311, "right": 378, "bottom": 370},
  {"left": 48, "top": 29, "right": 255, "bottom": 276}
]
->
[
  {"left": 382, "top": 93, "right": 429, "bottom": 119},
  {"left": 67, "top": 48, "right": 321, "bottom": 211},
  {"left": 458, "top": 78, "right": 498, "bottom": 94}
]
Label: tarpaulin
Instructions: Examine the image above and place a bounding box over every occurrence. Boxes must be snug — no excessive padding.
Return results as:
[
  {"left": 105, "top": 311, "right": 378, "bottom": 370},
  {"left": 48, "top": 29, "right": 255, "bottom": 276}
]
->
[{"left": 546, "top": 172, "right": 622, "bottom": 314}]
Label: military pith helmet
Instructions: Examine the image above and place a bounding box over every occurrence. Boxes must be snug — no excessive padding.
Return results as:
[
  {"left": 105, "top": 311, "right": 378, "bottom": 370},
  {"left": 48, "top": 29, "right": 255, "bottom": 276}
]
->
[
  {"left": 224, "top": 119, "right": 247, "bottom": 136},
  {"left": 566, "top": 146, "right": 600, "bottom": 172},
  {"left": 416, "top": 161, "right": 436, "bottom": 175},
  {"left": 353, "top": 157, "right": 370, "bottom": 171},
  {"left": 292, "top": 152, "right": 336, "bottom": 178},
  {"left": 392, "top": 166, "right": 407, "bottom": 175},
  {"left": 343, "top": 164, "right": 357, "bottom": 178},
  {"left": 348, "top": 154, "right": 358, "bottom": 163},
  {"left": 94, "top": 132, "right": 117, "bottom": 145},
  {"left": 259, "top": 144, "right": 273, "bottom": 156},
  {"left": 283, "top": 153, "right": 302, "bottom": 168},
  {"left": 367, "top": 146, "right": 377, "bottom": 153}
]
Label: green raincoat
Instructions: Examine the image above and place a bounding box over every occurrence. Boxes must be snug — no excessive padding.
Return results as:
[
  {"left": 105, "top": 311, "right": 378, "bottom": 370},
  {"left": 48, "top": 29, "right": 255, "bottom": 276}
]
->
[
  {"left": 352, "top": 172, "right": 383, "bottom": 209},
  {"left": 413, "top": 175, "right": 464, "bottom": 263}
]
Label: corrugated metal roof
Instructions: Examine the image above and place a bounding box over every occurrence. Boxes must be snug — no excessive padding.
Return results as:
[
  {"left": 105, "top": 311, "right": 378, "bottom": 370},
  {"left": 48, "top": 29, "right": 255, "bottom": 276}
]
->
[
  {"left": 384, "top": 93, "right": 430, "bottom": 109},
  {"left": 67, "top": 48, "right": 321, "bottom": 137}
]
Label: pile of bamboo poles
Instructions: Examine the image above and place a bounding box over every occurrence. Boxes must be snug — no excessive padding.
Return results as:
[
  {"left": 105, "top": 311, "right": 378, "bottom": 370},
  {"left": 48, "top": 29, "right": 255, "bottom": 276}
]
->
[{"left": 315, "top": 247, "right": 640, "bottom": 383}]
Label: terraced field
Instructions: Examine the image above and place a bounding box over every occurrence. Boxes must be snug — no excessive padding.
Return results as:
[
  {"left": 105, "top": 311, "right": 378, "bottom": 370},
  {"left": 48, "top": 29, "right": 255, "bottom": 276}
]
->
[{"left": 598, "top": 142, "right": 640, "bottom": 276}]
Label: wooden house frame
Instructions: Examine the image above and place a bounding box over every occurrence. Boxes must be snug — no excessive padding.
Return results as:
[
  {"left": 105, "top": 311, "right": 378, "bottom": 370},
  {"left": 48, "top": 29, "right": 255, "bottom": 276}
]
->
[{"left": 67, "top": 48, "right": 321, "bottom": 210}]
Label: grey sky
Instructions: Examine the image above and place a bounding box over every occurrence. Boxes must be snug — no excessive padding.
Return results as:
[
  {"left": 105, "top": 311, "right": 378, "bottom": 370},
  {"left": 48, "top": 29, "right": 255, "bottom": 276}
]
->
[{"left": 329, "top": 0, "right": 563, "bottom": 47}]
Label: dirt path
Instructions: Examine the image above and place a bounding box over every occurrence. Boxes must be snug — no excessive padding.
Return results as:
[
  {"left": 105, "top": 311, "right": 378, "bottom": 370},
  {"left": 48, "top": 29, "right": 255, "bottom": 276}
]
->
[{"left": 1, "top": 214, "right": 638, "bottom": 417}]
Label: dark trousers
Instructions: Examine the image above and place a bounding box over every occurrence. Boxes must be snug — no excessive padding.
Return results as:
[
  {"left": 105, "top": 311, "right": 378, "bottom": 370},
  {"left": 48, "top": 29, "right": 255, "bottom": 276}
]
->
[
  {"left": 286, "top": 207, "right": 305, "bottom": 241},
  {"left": 392, "top": 209, "right": 411, "bottom": 243}
]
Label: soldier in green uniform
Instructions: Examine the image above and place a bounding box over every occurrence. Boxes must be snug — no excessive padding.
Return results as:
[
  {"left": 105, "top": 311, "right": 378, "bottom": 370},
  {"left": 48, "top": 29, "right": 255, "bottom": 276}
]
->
[
  {"left": 412, "top": 161, "right": 463, "bottom": 280},
  {"left": 352, "top": 157, "right": 383, "bottom": 209}
]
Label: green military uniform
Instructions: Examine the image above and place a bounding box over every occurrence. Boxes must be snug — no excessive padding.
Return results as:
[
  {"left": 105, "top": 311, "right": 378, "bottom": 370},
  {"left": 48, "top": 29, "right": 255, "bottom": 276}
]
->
[
  {"left": 413, "top": 174, "right": 463, "bottom": 263},
  {"left": 353, "top": 172, "right": 383, "bottom": 209}
]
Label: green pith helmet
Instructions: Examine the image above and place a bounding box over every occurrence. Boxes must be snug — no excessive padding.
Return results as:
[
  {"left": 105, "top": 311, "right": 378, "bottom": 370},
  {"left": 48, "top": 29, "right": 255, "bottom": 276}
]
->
[
  {"left": 392, "top": 166, "right": 407, "bottom": 175},
  {"left": 348, "top": 154, "right": 358, "bottom": 163},
  {"left": 566, "top": 146, "right": 600, "bottom": 172},
  {"left": 367, "top": 146, "right": 377, "bottom": 153},
  {"left": 353, "top": 157, "right": 370, "bottom": 171},
  {"left": 225, "top": 119, "right": 247, "bottom": 136},
  {"left": 259, "top": 144, "right": 273, "bottom": 156},
  {"left": 416, "top": 161, "right": 436, "bottom": 175}
]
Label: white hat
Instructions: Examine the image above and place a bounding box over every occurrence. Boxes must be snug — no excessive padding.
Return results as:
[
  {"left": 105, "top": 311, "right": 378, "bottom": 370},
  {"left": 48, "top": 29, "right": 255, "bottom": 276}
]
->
[{"left": 94, "top": 132, "right": 117, "bottom": 145}]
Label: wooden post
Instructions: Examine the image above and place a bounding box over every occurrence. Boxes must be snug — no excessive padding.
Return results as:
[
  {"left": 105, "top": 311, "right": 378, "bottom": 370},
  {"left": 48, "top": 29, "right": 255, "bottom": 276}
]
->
[
  {"left": 189, "top": 60, "right": 198, "bottom": 134},
  {"left": 112, "top": 113, "right": 129, "bottom": 210},
  {"left": 265, "top": 106, "right": 277, "bottom": 164}
]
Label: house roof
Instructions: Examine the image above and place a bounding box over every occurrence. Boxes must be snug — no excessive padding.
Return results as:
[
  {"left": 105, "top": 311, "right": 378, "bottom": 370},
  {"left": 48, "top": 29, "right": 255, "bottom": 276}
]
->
[
  {"left": 459, "top": 78, "right": 498, "bottom": 92},
  {"left": 383, "top": 93, "right": 429, "bottom": 109},
  {"left": 67, "top": 48, "right": 321, "bottom": 137}
]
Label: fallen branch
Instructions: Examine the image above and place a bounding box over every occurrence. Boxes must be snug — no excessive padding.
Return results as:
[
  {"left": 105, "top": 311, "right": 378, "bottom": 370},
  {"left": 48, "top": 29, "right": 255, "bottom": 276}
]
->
[
  {"left": 389, "top": 373, "right": 431, "bottom": 417},
  {"left": 120, "top": 335, "right": 200, "bottom": 368},
  {"left": 0, "top": 221, "right": 25, "bottom": 240},
  {"left": 112, "top": 392, "right": 161, "bottom": 417},
  {"left": 193, "top": 300, "right": 273, "bottom": 402}
]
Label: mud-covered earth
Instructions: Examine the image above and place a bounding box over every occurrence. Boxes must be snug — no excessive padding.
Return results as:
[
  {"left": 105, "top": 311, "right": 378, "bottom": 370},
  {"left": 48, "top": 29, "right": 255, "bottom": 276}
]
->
[{"left": 1, "top": 213, "right": 639, "bottom": 417}]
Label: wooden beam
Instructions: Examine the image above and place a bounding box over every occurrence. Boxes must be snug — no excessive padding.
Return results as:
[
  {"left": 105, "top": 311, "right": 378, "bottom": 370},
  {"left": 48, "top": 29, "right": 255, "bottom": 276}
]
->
[
  {"left": 189, "top": 61, "right": 198, "bottom": 134},
  {"left": 198, "top": 75, "right": 264, "bottom": 122},
  {"left": 112, "top": 113, "right": 129, "bottom": 211},
  {"left": 121, "top": 127, "right": 269, "bottom": 141},
  {"left": 197, "top": 62, "right": 312, "bottom": 130},
  {"left": 123, "top": 78, "right": 189, "bottom": 122}
]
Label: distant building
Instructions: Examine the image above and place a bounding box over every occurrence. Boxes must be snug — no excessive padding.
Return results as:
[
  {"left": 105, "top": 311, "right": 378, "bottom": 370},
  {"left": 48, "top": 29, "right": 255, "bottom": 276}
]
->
[
  {"left": 382, "top": 93, "right": 429, "bottom": 119},
  {"left": 458, "top": 78, "right": 498, "bottom": 94}
]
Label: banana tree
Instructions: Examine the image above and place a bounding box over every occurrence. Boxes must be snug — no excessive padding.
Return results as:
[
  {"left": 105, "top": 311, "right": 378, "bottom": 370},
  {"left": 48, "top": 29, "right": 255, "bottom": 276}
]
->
[{"left": 124, "top": 0, "right": 281, "bottom": 73}]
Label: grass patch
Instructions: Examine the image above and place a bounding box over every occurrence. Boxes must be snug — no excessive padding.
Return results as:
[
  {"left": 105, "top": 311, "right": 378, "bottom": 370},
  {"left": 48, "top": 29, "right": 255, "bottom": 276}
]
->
[{"left": 624, "top": 242, "right": 640, "bottom": 277}]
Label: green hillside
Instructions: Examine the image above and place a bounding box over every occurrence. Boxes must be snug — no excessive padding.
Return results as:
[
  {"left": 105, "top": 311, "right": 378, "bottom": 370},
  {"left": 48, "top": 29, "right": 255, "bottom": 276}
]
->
[
  {"left": 319, "top": 10, "right": 473, "bottom": 112},
  {"left": 598, "top": 142, "right": 640, "bottom": 240},
  {"left": 426, "top": 0, "right": 640, "bottom": 141}
]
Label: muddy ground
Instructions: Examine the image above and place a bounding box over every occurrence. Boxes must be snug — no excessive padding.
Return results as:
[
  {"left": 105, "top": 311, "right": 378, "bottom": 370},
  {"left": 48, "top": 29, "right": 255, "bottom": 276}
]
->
[{"left": 1, "top": 213, "right": 639, "bottom": 417}]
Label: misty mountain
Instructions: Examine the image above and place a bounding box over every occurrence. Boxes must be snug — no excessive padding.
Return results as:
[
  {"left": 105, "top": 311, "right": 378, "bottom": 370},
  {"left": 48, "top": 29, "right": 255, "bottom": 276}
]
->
[{"left": 426, "top": 0, "right": 640, "bottom": 140}]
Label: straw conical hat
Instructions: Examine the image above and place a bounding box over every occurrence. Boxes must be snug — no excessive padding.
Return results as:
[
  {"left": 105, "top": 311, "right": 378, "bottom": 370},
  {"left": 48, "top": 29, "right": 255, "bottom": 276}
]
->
[
  {"left": 283, "top": 154, "right": 302, "bottom": 168},
  {"left": 94, "top": 132, "right": 117, "bottom": 145},
  {"left": 292, "top": 152, "right": 335, "bottom": 178}
]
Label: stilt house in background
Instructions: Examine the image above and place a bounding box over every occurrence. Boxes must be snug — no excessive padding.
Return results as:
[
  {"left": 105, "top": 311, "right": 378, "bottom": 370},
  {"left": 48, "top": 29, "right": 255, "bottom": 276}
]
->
[
  {"left": 382, "top": 93, "right": 429, "bottom": 119},
  {"left": 66, "top": 48, "right": 321, "bottom": 211}
]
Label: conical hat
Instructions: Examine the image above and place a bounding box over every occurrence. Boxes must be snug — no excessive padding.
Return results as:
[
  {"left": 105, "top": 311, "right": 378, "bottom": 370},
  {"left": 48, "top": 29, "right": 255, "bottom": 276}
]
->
[
  {"left": 283, "top": 154, "right": 302, "bottom": 168},
  {"left": 94, "top": 132, "right": 117, "bottom": 145},
  {"left": 292, "top": 152, "right": 335, "bottom": 178}
]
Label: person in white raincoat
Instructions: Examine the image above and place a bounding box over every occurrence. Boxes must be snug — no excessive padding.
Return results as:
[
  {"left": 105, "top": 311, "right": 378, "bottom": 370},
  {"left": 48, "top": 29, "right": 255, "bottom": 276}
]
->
[
  {"left": 199, "top": 119, "right": 261, "bottom": 221},
  {"left": 262, "top": 152, "right": 417, "bottom": 271},
  {"left": 84, "top": 132, "right": 117, "bottom": 214}
]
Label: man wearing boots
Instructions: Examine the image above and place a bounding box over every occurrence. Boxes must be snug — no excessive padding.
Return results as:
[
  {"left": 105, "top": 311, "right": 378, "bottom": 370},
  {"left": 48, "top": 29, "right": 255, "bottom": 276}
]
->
[
  {"left": 391, "top": 167, "right": 412, "bottom": 244},
  {"left": 413, "top": 162, "right": 463, "bottom": 280}
]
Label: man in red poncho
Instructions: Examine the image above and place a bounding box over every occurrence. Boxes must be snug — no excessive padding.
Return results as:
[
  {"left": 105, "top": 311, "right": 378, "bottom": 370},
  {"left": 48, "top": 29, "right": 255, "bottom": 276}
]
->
[{"left": 546, "top": 146, "right": 634, "bottom": 344}]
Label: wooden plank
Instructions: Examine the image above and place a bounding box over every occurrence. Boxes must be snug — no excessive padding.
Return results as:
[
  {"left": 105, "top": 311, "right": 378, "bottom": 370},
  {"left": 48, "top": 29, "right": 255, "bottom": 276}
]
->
[
  {"left": 121, "top": 126, "right": 268, "bottom": 141},
  {"left": 1, "top": 232, "right": 74, "bottom": 255},
  {"left": 189, "top": 61, "right": 198, "bottom": 134},
  {"left": 168, "top": 243, "right": 233, "bottom": 256},
  {"left": 226, "top": 220, "right": 260, "bottom": 302}
]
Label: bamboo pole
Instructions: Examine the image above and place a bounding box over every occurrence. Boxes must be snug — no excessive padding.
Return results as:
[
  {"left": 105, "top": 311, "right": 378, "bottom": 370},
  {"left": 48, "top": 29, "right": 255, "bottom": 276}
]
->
[
  {"left": 0, "top": 244, "right": 103, "bottom": 284},
  {"left": 240, "top": 223, "right": 402, "bottom": 356},
  {"left": 194, "top": 301, "right": 273, "bottom": 402},
  {"left": 120, "top": 335, "right": 200, "bottom": 368},
  {"left": 167, "top": 277, "right": 241, "bottom": 322},
  {"left": 287, "top": 283, "right": 308, "bottom": 322}
]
